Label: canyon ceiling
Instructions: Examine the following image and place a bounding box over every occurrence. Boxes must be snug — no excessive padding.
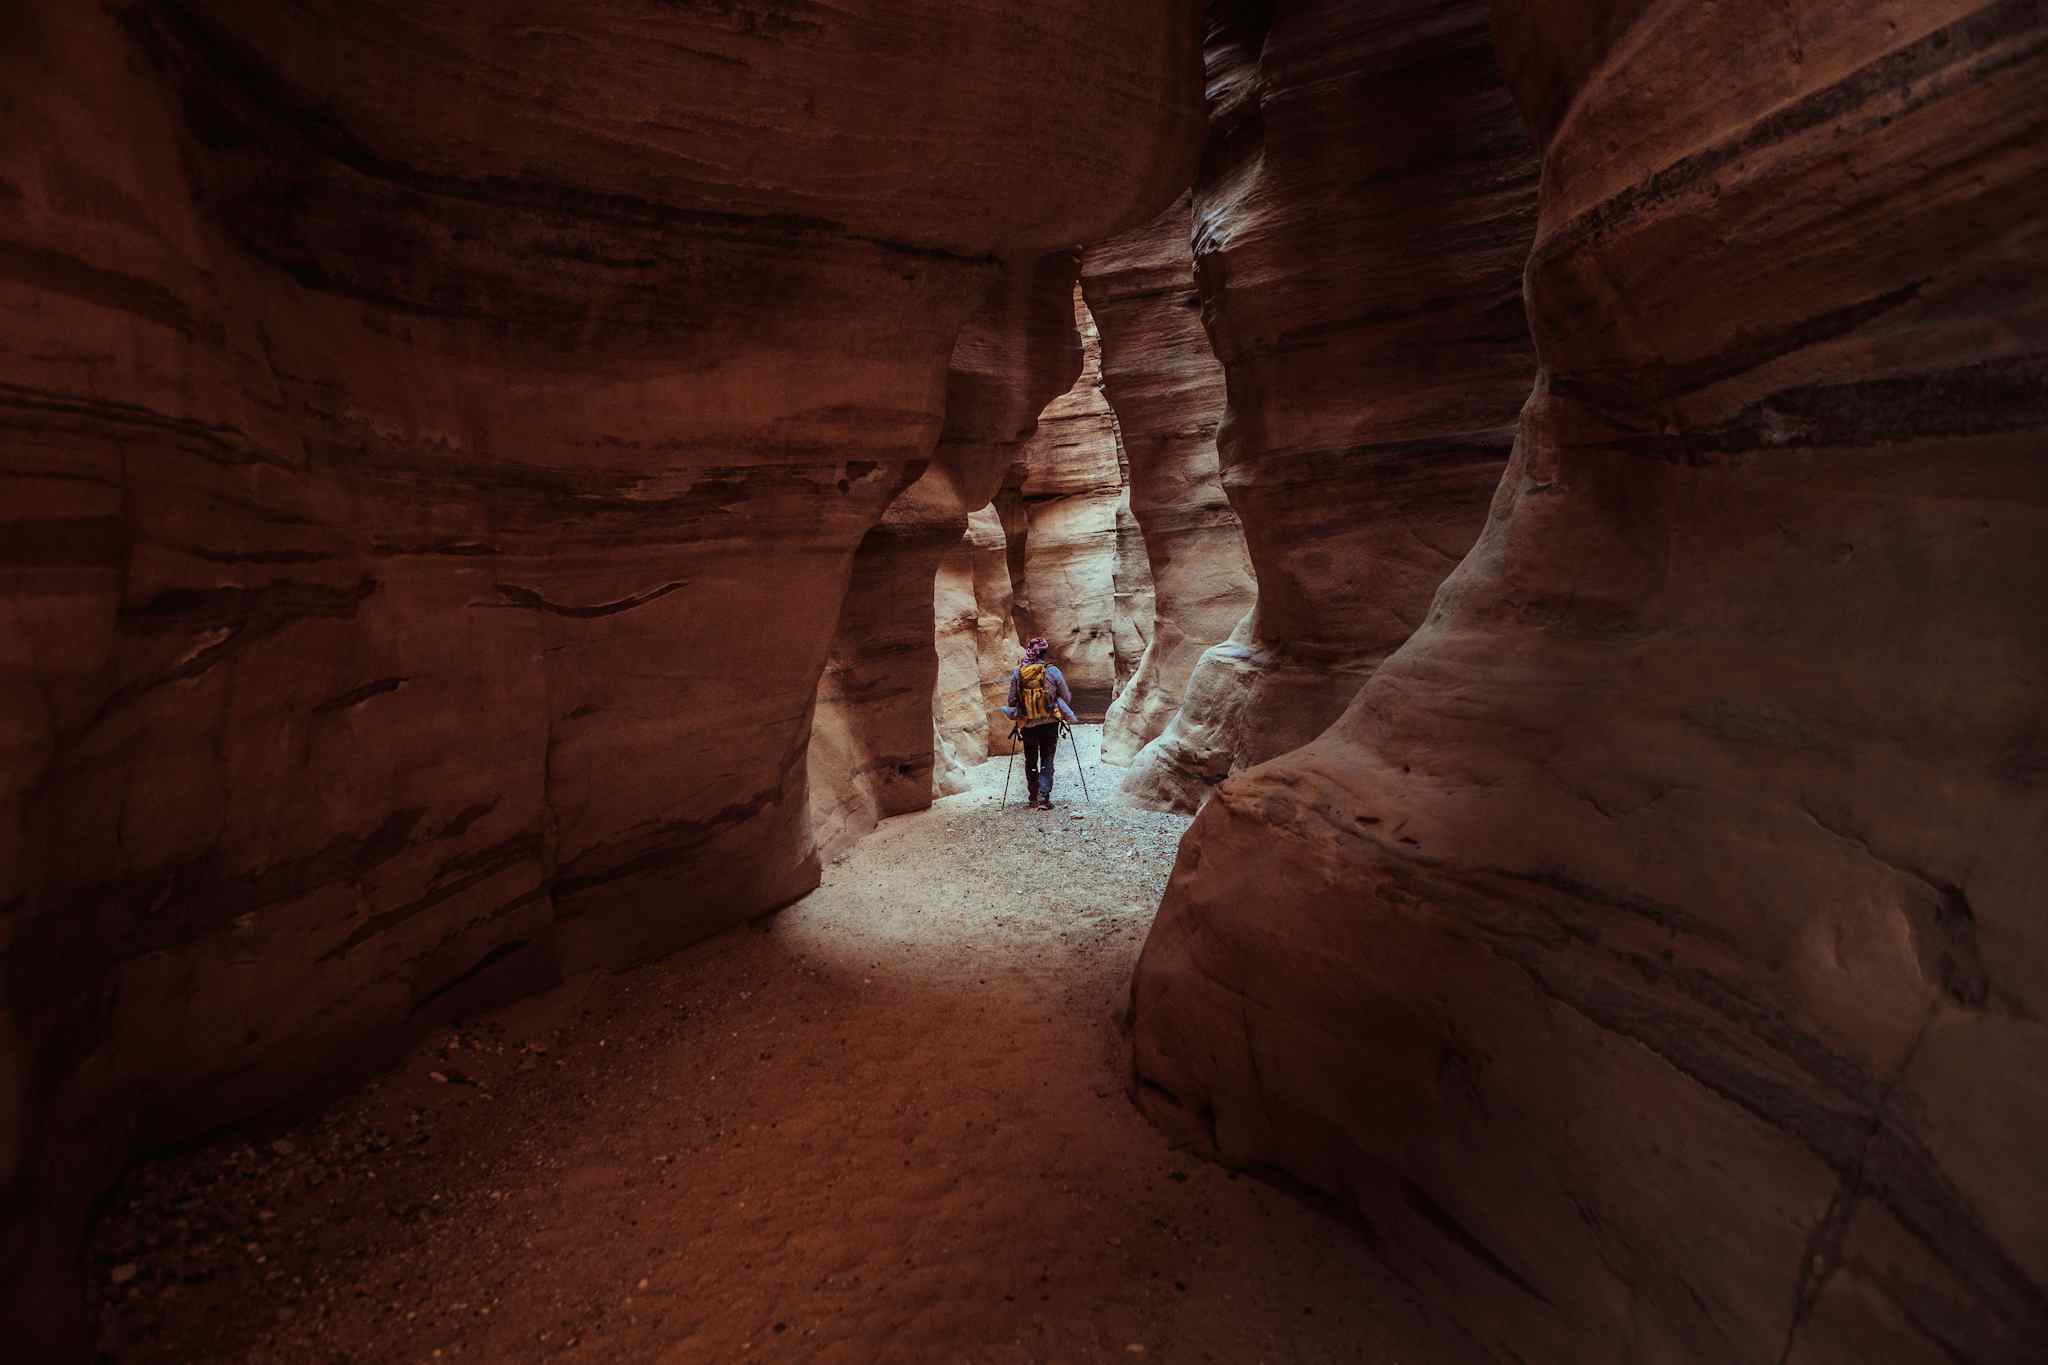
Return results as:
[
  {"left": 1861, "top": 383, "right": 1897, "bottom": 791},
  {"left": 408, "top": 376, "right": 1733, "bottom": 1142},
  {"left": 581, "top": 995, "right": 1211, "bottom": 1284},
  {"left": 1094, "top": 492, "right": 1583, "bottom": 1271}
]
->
[{"left": 4, "top": 1, "right": 2043, "bottom": 1361}]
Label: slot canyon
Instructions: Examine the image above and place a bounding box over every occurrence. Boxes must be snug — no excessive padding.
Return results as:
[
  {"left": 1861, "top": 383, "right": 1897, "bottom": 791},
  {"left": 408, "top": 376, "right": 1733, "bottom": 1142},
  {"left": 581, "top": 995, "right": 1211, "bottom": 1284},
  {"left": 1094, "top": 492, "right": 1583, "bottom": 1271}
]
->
[{"left": 2, "top": 1, "right": 2042, "bottom": 1361}]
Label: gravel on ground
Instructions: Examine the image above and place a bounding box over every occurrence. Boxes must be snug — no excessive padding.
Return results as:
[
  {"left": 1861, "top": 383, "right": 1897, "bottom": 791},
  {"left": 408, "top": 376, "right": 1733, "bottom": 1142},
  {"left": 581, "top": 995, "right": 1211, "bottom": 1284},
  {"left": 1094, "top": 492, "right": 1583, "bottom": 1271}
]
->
[{"left": 87, "top": 726, "right": 1466, "bottom": 1364}]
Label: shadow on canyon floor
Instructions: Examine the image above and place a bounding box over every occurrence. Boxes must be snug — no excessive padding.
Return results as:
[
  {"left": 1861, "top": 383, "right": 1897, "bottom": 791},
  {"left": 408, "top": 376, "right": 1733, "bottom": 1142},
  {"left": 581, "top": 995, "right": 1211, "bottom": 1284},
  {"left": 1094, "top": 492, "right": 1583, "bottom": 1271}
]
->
[{"left": 85, "top": 729, "right": 1477, "bottom": 1364}]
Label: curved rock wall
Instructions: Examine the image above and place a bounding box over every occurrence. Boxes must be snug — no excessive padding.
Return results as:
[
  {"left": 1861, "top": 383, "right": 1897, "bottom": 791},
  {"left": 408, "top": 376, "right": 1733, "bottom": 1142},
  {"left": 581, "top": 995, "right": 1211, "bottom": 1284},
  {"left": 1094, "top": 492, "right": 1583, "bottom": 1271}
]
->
[
  {"left": 995, "top": 289, "right": 1131, "bottom": 718},
  {"left": 1131, "top": 3, "right": 2048, "bottom": 1361},
  {"left": 1110, "top": 439, "right": 1160, "bottom": 708},
  {"left": 965, "top": 508, "right": 1023, "bottom": 759},
  {"left": 1121, "top": 0, "right": 1540, "bottom": 809},
  {"left": 805, "top": 481, "right": 960, "bottom": 863},
  {"left": 0, "top": 0, "right": 1201, "bottom": 1345},
  {"left": 932, "top": 529, "right": 989, "bottom": 793},
  {"left": 1083, "top": 193, "right": 1256, "bottom": 770},
  {"left": 810, "top": 254, "right": 1083, "bottom": 860}
]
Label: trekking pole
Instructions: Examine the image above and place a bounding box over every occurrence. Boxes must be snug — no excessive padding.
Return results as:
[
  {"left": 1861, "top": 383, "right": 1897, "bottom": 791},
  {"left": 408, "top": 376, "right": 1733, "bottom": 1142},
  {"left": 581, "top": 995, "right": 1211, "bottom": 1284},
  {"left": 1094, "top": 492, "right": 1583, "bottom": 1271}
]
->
[
  {"left": 1062, "top": 722, "right": 1092, "bottom": 804},
  {"left": 1000, "top": 727, "right": 1020, "bottom": 807}
]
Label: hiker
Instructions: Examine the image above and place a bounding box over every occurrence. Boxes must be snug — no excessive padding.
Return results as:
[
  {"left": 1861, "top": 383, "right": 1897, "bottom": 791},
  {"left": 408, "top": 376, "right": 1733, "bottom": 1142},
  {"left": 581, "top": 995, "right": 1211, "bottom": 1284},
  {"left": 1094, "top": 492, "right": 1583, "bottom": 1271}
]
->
[{"left": 1001, "top": 635, "right": 1077, "bottom": 809}]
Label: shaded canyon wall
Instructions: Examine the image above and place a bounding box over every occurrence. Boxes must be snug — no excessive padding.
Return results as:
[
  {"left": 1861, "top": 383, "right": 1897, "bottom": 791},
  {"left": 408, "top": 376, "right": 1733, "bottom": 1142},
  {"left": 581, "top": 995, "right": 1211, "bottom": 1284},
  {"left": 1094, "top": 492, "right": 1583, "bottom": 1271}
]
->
[
  {"left": 0, "top": 0, "right": 1203, "bottom": 1346},
  {"left": 993, "top": 289, "right": 1136, "bottom": 720},
  {"left": 931, "top": 507, "right": 1019, "bottom": 793},
  {"left": 964, "top": 509, "right": 1025, "bottom": 758},
  {"left": 1110, "top": 438, "right": 1159, "bottom": 707},
  {"left": 1121, "top": 0, "right": 1540, "bottom": 809},
  {"left": 808, "top": 253, "right": 1082, "bottom": 859},
  {"left": 1082, "top": 193, "right": 1256, "bottom": 770},
  {"left": 1131, "top": 2, "right": 2048, "bottom": 1362}
]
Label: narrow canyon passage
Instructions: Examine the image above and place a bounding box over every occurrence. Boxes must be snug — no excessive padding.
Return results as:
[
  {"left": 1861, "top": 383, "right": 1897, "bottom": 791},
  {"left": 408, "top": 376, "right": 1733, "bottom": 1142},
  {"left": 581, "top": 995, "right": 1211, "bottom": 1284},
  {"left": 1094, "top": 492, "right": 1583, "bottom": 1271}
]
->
[
  {"left": 9, "top": 2, "right": 2043, "bottom": 1359},
  {"left": 87, "top": 731, "right": 1466, "bottom": 1364}
]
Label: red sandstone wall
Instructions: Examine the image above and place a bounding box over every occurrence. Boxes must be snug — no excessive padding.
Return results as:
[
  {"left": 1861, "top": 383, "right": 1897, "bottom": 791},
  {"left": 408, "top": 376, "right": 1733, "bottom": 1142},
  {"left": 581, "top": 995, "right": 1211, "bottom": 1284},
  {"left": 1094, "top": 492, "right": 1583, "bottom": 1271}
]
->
[
  {"left": 809, "top": 254, "right": 1083, "bottom": 860},
  {"left": 1082, "top": 193, "right": 1256, "bottom": 772},
  {"left": 0, "top": 2, "right": 1202, "bottom": 1345},
  {"left": 995, "top": 289, "right": 1132, "bottom": 719},
  {"left": 1121, "top": 0, "right": 1540, "bottom": 810},
  {"left": 1130, "top": 3, "right": 2048, "bottom": 1360}
]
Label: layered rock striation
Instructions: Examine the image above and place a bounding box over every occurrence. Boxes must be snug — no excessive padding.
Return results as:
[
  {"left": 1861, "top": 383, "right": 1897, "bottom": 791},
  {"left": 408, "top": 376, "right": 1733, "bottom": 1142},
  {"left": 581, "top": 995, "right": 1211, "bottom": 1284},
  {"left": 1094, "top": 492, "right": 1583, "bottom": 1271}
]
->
[
  {"left": 1121, "top": 0, "right": 1540, "bottom": 809},
  {"left": 1083, "top": 193, "right": 1255, "bottom": 770},
  {"left": 0, "top": 0, "right": 1202, "bottom": 1346},
  {"left": 1132, "top": 3, "right": 2048, "bottom": 1361}
]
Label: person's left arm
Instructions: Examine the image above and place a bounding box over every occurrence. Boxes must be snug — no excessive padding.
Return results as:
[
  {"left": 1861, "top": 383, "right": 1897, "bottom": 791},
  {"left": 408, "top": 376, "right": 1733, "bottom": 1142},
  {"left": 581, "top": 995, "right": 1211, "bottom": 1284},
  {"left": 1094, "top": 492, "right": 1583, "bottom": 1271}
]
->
[{"left": 1052, "top": 666, "right": 1078, "bottom": 722}]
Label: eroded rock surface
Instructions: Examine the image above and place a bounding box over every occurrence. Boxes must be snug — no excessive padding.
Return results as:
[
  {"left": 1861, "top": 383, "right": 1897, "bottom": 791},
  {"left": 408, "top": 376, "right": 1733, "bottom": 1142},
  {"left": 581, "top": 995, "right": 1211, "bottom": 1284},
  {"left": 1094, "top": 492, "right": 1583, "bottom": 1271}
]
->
[
  {"left": 0, "top": 1, "right": 1201, "bottom": 1346},
  {"left": 996, "top": 290, "right": 1131, "bottom": 718},
  {"left": 1121, "top": 0, "right": 1539, "bottom": 809},
  {"left": 809, "top": 253, "right": 1084, "bottom": 860},
  {"left": 1110, "top": 442, "right": 1159, "bottom": 709},
  {"left": 931, "top": 528, "right": 992, "bottom": 794},
  {"left": 1132, "top": 4, "right": 2048, "bottom": 1361},
  {"left": 965, "top": 508, "right": 1024, "bottom": 760},
  {"left": 1083, "top": 193, "right": 1255, "bottom": 770}
]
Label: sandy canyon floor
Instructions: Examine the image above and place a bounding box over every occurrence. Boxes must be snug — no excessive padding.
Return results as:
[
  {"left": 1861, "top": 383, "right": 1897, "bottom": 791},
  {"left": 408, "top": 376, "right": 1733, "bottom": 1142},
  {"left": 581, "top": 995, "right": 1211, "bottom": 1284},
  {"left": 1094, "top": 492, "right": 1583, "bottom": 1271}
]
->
[{"left": 88, "top": 727, "right": 1471, "bottom": 1364}]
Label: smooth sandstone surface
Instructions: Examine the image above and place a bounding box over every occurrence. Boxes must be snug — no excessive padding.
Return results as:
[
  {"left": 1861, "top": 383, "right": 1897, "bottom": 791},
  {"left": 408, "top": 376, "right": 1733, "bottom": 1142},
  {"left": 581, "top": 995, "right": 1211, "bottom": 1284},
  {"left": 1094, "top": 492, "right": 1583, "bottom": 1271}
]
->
[
  {"left": 809, "top": 254, "right": 1083, "bottom": 861},
  {"left": 1121, "top": 0, "right": 1540, "bottom": 810},
  {"left": 1110, "top": 443, "right": 1159, "bottom": 710},
  {"left": 931, "top": 526, "right": 992, "bottom": 794},
  {"left": 1083, "top": 193, "right": 1256, "bottom": 771},
  {"left": 965, "top": 507, "right": 1023, "bottom": 760},
  {"left": 996, "top": 290, "right": 1131, "bottom": 719},
  {"left": 0, "top": 1, "right": 1201, "bottom": 1347},
  {"left": 1131, "top": 3, "right": 2048, "bottom": 1362}
]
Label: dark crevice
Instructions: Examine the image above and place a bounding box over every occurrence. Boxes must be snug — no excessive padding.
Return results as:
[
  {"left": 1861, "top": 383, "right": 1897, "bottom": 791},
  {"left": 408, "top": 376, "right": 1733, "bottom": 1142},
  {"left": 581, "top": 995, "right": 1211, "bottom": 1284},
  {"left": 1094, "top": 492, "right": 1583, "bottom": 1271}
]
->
[
  {"left": 550, "top": 784, "right": 785, "bottom": 903},
  {"left": 493, "top": 579, "right": 689, "bottom": 620},
  {"left": 313, "top": 676, "right": 407, "bottom": 713},
  {"left": 1402, "top": 1179, "right": 1556, "bottom": 1308},
  {"left": 319, "top": 835, "right": 544, "bottom": 961},
  {"left": 409, "top": 939, "right": 535, "bottom": 1015}
]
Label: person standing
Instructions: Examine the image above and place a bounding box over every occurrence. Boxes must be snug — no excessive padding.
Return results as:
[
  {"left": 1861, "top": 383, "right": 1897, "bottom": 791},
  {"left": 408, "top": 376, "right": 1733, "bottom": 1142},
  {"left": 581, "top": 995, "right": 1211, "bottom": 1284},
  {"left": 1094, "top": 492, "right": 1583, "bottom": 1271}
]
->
[{"left": 1001, "top": 635, "right": 1077, "bottom": 809}]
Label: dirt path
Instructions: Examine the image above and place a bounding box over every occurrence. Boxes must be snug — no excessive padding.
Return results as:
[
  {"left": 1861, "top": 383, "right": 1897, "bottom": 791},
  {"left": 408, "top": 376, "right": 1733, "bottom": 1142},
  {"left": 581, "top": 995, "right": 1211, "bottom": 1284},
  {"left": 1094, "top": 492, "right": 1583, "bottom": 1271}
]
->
[{"left": 89, "top": 728, "right": 1465, "bottom": 1363}]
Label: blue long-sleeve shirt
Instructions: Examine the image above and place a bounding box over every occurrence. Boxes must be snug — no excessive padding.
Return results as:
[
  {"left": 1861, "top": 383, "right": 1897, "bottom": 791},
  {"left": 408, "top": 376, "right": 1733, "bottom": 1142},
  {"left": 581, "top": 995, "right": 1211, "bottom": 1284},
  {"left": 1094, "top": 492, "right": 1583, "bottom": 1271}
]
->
[{"left": 1002, "top": 663, "right": 1077, "bottom": 726}]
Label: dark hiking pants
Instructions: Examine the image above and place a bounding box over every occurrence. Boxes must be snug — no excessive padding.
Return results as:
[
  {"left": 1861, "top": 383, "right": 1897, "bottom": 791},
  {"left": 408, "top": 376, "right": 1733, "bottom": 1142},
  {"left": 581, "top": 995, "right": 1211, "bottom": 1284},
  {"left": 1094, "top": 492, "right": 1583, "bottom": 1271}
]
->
[{"left": 1022, "top": 723, "right": 1058, "bottom": 799}]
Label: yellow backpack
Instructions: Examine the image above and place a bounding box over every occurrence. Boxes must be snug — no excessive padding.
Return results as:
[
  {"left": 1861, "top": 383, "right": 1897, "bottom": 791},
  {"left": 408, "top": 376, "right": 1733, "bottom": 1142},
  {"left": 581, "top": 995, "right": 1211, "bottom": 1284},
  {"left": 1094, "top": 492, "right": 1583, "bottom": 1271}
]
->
[{"left": 1019, "top": 662, "right": 1055, "bottom": 724}]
